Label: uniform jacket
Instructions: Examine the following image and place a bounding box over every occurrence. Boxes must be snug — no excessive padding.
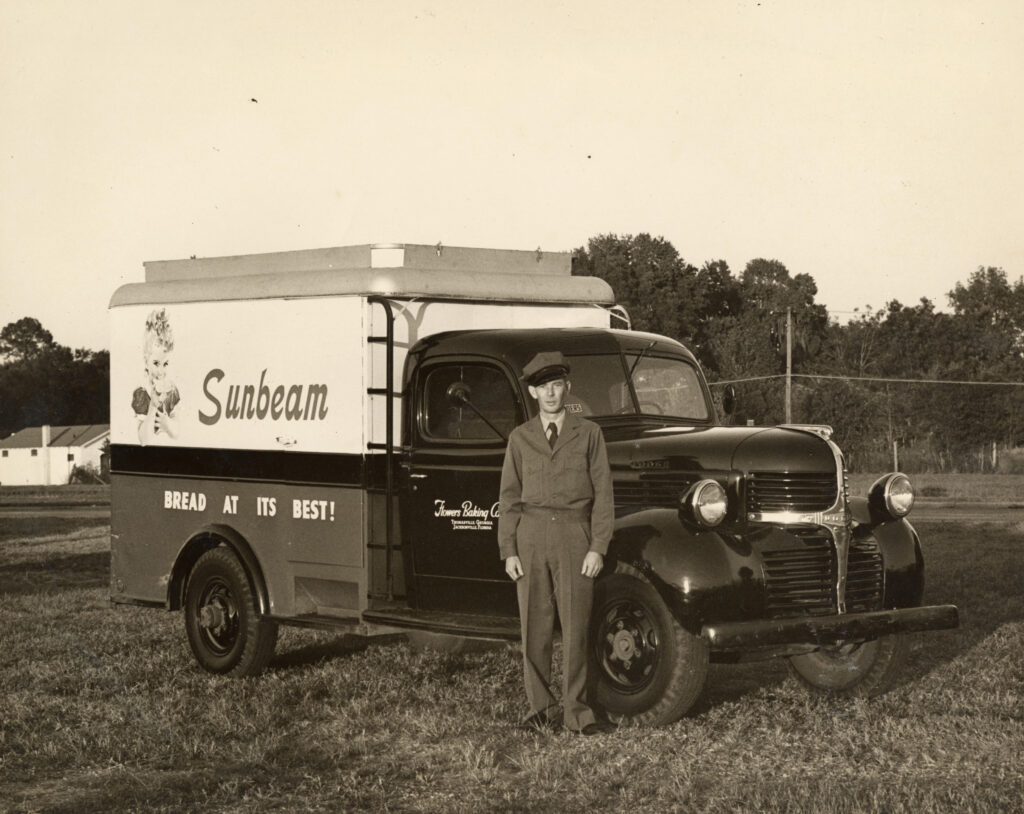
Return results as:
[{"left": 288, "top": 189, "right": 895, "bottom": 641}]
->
[{"left": 497, "top": 411, "right": 614, "bottom": 560}]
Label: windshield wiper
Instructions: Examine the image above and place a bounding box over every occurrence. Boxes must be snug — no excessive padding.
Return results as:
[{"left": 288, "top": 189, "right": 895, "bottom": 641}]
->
[
  {"left": 627, "top": 340, "right": 658, "bottom": 381},
  {"left": 445, "top": 382, "right": 508, "bottom": 442}
]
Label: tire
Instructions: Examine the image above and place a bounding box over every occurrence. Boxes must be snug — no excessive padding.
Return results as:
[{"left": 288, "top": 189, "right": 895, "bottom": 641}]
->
[
  {"left": 184, "top": 546, "right": 278, "bottom": 676},
  {"left": 589, "top": 572, "right": 708, "bottom": 726},
  {"left": 788, "top": 633, "right": 908, "bottom": 697}
]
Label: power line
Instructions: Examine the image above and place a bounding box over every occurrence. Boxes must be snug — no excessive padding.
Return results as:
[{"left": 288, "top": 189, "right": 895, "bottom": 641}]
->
[{"left": 710, "top": 373, "right": 1024, "bottom": 387}]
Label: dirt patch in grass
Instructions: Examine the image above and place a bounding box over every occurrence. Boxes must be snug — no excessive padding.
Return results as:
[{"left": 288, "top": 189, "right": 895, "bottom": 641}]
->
[
  {"left": 0, "top": 524, "right": 109, "bottom": 594},
  {"left": 0, "top": 484, "right": 110, "bottom": 504},
  {"left": 0, "top": 515, "right": 109, "bottom": 544}
]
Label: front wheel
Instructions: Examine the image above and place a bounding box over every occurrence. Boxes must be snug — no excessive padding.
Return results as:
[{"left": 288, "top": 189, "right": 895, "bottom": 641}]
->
[
  {"left": 788, "top": 633, "right": 908, "bottom": 697},
  {"left": 589, "top": 573, "right": 708, "bottom": 726},
  {"left": 184, "top": 547, "right": 278, "bottom": 676}
]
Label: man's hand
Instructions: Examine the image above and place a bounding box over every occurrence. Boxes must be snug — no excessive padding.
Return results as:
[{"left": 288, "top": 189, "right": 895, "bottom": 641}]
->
[
  {"left": 505, "top": 555, "right": 524, "bottom": 581},
  {"left": 581, "top": 551, "right": 603, "bottom": 578}
]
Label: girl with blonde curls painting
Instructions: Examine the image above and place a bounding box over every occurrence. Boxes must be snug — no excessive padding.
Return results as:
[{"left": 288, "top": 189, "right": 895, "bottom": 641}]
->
[{"left": 132, "top": 308, "right": 180, "bottom": 444}]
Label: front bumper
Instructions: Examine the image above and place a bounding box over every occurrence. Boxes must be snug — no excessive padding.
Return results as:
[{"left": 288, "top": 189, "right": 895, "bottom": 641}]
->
[{"left": 702, "top": 604, "right": 959, "bottom": 650}]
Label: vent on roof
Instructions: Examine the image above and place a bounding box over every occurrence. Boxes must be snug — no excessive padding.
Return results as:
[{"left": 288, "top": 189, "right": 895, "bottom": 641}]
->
[{"left": 370, "top": 245, "right": 405, "bottom": 268}]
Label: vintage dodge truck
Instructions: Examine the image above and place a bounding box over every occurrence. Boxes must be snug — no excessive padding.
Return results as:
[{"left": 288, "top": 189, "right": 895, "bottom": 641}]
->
[{"left": 109, "top": 243, "right": 958, "bottom": 725}]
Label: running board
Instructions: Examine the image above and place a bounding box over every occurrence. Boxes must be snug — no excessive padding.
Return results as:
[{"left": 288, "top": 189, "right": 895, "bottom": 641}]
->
[{"left": 361, "top": 607, "right": 521, "bottom": 641}]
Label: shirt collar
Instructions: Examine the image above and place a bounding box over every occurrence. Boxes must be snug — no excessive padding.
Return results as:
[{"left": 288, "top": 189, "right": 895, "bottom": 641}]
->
[{"left": 539, "top": 410, "right": 566, "bottom": 435}]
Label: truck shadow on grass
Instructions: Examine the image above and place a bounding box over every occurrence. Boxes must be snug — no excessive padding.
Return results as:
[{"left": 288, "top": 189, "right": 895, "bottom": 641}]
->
[
  {"left": 269, "top": 631, "right": 407, "bottom": 670},
  {"left": 900, "top": 521, "right": 1024, "bottom": 679}
]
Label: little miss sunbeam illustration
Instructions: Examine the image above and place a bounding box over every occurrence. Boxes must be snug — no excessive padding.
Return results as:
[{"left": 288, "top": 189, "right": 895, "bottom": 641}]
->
[{"left": 132, "top": 308, "right": 180, "bottom": 444}]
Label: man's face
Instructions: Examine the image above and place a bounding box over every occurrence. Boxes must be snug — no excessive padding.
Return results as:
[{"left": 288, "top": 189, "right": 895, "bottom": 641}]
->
[{"left": 529, "top": 378, "right": 569, "bottom": 415}]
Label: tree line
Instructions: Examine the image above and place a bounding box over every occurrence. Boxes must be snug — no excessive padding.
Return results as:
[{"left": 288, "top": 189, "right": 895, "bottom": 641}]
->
[
  {"left": 574, "top": 234, "right": 1024, "bottom": 472},
  {"left": 0, "top": 317, "right": 109, "bottom": 440},
  {"left": 5, "top": 240, "right": 1023, "bottom": 472}
]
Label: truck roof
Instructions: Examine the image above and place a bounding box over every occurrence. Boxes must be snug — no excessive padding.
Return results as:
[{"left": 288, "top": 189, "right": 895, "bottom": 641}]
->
[
  {"left": 410, "top": 328, "right": 698, "bottom": 374},
  {"left": 109, "top": 243, "right": 615, "bottom": 308}
]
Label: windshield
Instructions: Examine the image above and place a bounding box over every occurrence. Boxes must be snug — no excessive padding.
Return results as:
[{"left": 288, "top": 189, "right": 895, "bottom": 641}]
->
[{"left": 564, "top": 353, "right": 710, "bottom": 421}]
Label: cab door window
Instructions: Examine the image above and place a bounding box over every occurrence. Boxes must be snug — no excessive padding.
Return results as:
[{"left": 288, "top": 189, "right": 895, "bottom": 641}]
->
[{"left": 420, "top": 364, "right": 520, "bottom": 442}]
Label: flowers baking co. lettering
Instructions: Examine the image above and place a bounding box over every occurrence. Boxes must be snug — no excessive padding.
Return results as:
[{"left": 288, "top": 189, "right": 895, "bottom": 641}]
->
[
  {"left": 199, "top": 368, "right": 329, "bottom": 426},
  {"left": 433, "top": 499, "right": 500, "bottom": 531},
  {"left": 434, "top": 500, "right": 500, "bottom": 519}
]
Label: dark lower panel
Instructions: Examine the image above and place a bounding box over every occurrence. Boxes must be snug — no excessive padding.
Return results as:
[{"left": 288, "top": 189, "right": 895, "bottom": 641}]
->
[
  {"left": 110, "top": 443, "right": 380, "bottom": 487},
  {"left": 411, "top": 575, "right": 519, "bottom": 618}
]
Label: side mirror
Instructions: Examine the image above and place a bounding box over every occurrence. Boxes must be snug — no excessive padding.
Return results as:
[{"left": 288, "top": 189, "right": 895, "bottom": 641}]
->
[
  {"left": 446, "top": 381, "right": 472, "bottom": 407},
  {"left": 721, "top": 384, "right": 737, "bottom": 416}
]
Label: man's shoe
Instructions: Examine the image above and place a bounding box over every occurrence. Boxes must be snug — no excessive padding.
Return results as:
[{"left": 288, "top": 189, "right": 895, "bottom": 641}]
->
[
  {"left": 573, "top": 720, "right": 618, "bottom": 736},
  {"left": 517, "top": 709, "right": 561, "bottom": 732}
]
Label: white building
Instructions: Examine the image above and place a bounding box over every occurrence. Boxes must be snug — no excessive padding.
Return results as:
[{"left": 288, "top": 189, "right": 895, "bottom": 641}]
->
[{"left": 0, "top": 424, "right": 110, "bottom": 485}]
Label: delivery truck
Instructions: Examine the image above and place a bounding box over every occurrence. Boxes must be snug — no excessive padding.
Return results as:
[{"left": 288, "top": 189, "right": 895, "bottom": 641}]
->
[{"left": 109, "top": 243, "right": 958, "bottom": 725}]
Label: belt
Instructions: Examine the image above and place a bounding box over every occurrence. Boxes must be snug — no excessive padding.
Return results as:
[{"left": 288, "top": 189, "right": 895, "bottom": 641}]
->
[{"left": 523, "top": 505, "right": 590, "bottom": 523}]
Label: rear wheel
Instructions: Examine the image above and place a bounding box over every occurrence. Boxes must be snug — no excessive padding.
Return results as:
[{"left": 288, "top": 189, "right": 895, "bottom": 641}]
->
[
  {"left": 184, "top": 547, "right": 278, "bottom": 676},
  {"left": 589, "top": 572, "right": 708, "bottom": 726},
  {"left": 788, "top": 633, "right": 908, "bottom": 697}
]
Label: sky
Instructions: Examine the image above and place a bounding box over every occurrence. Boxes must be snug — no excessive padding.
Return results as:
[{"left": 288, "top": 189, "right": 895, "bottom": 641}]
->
[{"left": 2, "top": 0, "right": 1022, "bottom": 352}]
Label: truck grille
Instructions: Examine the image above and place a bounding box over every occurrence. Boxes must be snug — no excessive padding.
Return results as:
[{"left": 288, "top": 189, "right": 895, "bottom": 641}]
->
[
  {"left": 614, "top": 476, "right": 698, "bottom": 509},
  {"left": 762, "top": 528, "right": 884, "bottom": 618},
  {"left": 762, "top": 527, "right": 835, "bottom": 617},
  {"left": 846, "top": 538, "right": 884, "bottom": 612},
  {"left": 747, "top": 472, "right": 837, "bottom": 513}
]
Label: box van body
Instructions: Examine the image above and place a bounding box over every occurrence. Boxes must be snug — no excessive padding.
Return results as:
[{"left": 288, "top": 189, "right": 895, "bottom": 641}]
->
[{"left": 110, "top": 244, "right": 613, "bottom": 614}]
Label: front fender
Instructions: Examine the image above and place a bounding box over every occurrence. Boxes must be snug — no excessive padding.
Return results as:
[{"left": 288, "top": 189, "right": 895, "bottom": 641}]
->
[
  {"left": 607, "top": 508, "right": 761, "bottom": 634},
  {"left": 849, "top": 496, "right": 925, "bottom": 608}
]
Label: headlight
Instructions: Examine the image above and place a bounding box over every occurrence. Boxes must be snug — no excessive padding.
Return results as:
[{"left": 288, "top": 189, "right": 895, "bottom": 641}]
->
[
  {"left": 682, "top": 479, "right": 728, "bottom": 528},
  {"left": 868, "top": 473, "right": 915, "bottom": 521}
]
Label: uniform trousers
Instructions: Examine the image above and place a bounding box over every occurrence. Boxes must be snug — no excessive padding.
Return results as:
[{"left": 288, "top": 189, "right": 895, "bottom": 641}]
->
[{"left": 515, "top": 507, "right": 597, "bottom": 732}]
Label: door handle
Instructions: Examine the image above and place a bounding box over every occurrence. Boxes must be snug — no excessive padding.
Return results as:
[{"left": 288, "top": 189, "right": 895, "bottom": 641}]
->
[{"left": 409, "top": 473, "right": 428, "bottom": 479}]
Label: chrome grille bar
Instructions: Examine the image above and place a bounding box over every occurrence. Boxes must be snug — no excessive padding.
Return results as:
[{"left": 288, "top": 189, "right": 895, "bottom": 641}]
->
[{"left": 745, "top": 428, "right": 854, "bottom": 613}]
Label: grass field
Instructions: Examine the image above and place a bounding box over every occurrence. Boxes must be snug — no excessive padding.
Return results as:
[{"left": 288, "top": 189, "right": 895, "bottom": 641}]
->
[{"left": 1, "top": 515, "right": 1022, "bottom": 813}]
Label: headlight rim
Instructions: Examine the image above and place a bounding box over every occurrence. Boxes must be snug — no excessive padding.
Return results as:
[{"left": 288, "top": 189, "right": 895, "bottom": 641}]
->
[
  {"left": 869, "top": 472, "right": 915, "bottom": 521},
  {"left": 682, "top": 478, "right": 728, "bottom": 528}
]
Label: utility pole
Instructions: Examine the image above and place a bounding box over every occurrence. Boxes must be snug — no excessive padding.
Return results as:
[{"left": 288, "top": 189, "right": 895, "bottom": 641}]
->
[{"left": 785, "top": 307, "right": 792, "bottom": 423}]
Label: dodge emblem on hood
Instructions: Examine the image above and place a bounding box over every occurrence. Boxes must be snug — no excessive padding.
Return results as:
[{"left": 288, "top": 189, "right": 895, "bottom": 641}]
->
[{"left": 630, "top": 459, "right": 669, "bottom": 470}]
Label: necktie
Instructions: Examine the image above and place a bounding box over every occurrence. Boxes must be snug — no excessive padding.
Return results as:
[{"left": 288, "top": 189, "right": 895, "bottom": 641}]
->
[{"left": 547, "top": 422, "right": 558, "bottom": 449}]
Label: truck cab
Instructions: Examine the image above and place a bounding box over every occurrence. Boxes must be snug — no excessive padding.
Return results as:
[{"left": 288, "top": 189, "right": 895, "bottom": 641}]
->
[{"left": 109, "top": 243, "right": 958, "bottom": 726}]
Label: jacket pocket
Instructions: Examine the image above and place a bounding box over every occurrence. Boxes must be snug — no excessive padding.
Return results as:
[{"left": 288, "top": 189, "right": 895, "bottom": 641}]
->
[
  {"left": 522, "top": 461, "right": 544, "bottom": 503},
  {"left": 555, "top": 457, "right": 592, "bottom": 501}
]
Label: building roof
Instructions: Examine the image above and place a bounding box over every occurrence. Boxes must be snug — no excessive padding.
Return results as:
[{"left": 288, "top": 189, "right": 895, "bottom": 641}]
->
[{"left": 0, "top": 424, "right": 110, "bottom": 449}]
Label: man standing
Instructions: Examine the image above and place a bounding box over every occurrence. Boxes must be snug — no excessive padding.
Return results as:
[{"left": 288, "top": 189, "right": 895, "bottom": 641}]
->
[{"left": 498, "top": 351, "right": 615, "bottom": 735}]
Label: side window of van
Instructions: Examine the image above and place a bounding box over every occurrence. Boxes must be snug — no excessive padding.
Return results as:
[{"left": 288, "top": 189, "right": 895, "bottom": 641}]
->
[{"left": 421, "top": 364, "right": 520, "bottom": 442}]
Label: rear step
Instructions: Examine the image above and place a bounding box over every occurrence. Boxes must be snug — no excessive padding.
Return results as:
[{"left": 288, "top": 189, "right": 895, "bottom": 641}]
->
[{"left": 362, "top": 607, "right": 521, "bottom": 641}]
